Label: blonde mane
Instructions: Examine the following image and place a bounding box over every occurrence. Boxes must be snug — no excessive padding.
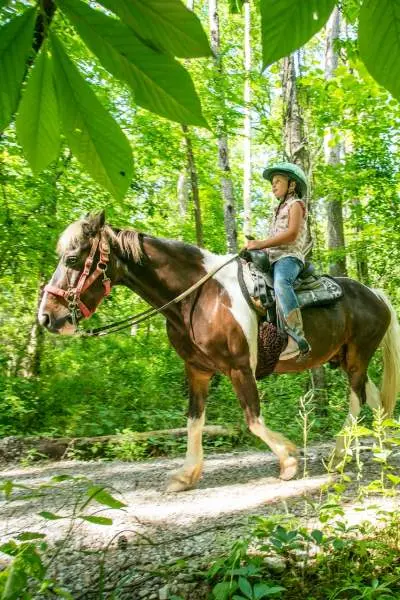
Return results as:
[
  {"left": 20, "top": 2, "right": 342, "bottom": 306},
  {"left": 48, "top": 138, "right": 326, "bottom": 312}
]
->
[{"left": 57, "top": 220, "right": 143, "bottom": 264}]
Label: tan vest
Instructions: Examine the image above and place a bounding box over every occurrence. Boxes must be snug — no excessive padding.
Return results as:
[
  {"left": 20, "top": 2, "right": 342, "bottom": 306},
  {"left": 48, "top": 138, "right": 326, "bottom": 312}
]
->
[{"left": 268, "top": 196, "right": 308, "bottom": 265}]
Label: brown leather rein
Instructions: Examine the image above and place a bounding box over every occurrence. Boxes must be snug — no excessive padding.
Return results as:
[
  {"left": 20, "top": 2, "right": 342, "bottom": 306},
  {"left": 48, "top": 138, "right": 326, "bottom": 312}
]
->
[{"left": 44, "top": 230, "right": 240, "bottom": 337}]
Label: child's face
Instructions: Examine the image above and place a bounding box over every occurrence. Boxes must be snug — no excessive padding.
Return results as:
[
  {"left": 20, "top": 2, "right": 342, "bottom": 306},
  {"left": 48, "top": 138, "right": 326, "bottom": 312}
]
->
[{"left": 271, "top": 174, "right": 289, "bottom": 199}]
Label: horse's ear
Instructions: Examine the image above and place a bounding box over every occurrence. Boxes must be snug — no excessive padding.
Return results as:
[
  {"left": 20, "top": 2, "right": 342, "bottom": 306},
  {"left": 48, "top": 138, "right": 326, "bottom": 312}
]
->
[{"left": 82, "top": 210, "right": 105, "bottom": 237}]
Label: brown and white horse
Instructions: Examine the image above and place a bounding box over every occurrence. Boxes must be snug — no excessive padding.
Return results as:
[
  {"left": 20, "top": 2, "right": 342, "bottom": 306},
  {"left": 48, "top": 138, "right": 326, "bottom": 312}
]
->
[{"left": 38, "top": 212, "right": 400, "bottom": 491}]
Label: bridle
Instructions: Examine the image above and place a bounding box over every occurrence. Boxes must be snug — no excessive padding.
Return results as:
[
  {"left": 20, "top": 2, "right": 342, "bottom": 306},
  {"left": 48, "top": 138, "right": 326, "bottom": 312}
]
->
[
  {"left": 44, "top": 231, "right": 111, "bottom": 328},
  {"left": 44, "top": 228, "right": 241, "bottom": 337}
]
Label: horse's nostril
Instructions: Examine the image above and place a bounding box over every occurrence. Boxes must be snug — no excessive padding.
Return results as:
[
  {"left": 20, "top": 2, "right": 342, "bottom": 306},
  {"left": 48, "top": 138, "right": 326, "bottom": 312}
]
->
[{"left": 38, "top": 313, "right": 50, "bottom": 328}]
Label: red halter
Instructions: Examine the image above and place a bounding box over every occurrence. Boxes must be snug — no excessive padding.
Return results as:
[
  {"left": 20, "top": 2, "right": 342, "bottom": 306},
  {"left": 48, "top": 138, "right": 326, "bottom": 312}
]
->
[{"left": 44, "top": 231, "right": 111, "bottom": 320}]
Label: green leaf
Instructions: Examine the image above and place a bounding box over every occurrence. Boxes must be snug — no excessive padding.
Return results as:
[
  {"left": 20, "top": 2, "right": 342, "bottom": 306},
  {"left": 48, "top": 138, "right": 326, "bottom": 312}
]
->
[
  {"left": 0, "top": 541, "right": 18, "bottom": 557},
  {"left": 359, "top": 0, "right": 400, "bottom": 103},
  {"left": 79, "top": 515, "right": 113, "bottom": 525},
  {"left": 50, "top": 474, "right": 75, "bottom": 482},
  {"left": 16, "top": 43, "right": 60, "bottom": 173},
  {"left": 38, "top": 511, "right": 65, "bottom": 520},
  {"left": 1, "top": 480, "right": 13, "bottom": 500},
  {"left": 386, "top": 473, "right": 400, "bottom": 485},
  {"left": 15, "top": 532, "right": 46, "bottom": 541},
  {"left": 0, "top": 7, "right": 36, "bottom": 131},
  {"left": 311, "top": 529, "right": 324, "bottom": 544},
  {"left": 260, "top": 0, "right": 336, "bottom": 69},
  {"left": 238, "top": 577, "right": 253, "bottom": 600},
  {"left": 255, "top": 584, "right": 286, "bottom": 597},
  {"left": 228, "top": 0, "right": 245, "bottom": 14},
  {"left": 57, "top": 0, "right": 208, "bottom": 127},
  {"left": 84, "top": 485, "right": 127, "bottom": 510},
  {"left": 212, "top": 581, "right": 238, "bottom": 600},
  {"left": 2, "top": 559, "right": 28, "bottom": 600},
  {"left": 49, "top": 32, "right": 133, "bottom": 201},
  {"left": 98, "top": 0, "right": 212, "bottom": 58}
]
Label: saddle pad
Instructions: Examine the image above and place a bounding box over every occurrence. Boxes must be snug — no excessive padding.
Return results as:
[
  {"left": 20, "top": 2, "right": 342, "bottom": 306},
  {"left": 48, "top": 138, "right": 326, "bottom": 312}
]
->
[
  {"left": 296, "top": 275, "right": 343, "bottom": 308},
  {"left": 240, "top": 261, "right": 343, "bottom": 311}
]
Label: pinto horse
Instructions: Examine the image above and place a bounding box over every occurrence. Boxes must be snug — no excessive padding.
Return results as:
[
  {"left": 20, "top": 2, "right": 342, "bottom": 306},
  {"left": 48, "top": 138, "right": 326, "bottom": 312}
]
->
[{"left": 38, "top": 212, "right": 400, "bottom": 491}]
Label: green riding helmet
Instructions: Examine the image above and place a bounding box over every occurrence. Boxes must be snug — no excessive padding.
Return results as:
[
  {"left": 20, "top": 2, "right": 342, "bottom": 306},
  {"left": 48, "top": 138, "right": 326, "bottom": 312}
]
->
[{"left": 263, "top": 162, "right": 308, "bottom": 198}]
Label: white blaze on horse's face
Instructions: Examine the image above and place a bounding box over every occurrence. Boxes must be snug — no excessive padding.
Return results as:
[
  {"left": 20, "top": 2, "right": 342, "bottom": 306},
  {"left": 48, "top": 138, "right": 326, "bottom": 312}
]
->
[
  {"left": 38, "top": 260, "right": 78, "bottom": 335},
  {"left": 201, "top": 251, "right": 258, "bottom": 374}
]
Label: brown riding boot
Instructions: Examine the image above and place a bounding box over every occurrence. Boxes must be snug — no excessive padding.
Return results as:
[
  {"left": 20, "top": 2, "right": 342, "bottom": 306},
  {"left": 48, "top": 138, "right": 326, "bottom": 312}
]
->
[{"left": 279, "top": 308, "right": 311, "bottom": 360}]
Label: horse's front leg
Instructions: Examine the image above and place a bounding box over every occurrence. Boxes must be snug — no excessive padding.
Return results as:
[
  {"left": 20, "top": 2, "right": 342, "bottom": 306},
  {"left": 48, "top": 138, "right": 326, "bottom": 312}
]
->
[
  {"left": 230, "top": 367, "right": 298, "bottom": 480},
  {"left": 167, "top": 364, "right": 213, "bottom": 492}
]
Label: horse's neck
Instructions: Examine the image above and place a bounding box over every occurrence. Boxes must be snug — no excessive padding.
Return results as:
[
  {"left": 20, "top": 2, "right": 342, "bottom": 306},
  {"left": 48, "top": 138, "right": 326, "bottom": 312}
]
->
[{"left": 120, "top": 235, "right": 206, "bottom": 310}]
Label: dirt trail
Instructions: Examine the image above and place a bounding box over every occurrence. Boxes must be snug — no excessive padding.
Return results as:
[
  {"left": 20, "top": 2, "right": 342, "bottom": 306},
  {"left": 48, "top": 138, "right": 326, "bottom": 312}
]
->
[{"left": 1, "top": 445, "right": 399, "bottom": 599}]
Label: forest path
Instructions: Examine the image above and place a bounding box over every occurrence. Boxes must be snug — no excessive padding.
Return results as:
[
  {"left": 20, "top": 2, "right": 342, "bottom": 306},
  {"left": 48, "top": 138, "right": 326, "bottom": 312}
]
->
[{"left": 1, "top": 445, "right": 399, "bottom": 599}]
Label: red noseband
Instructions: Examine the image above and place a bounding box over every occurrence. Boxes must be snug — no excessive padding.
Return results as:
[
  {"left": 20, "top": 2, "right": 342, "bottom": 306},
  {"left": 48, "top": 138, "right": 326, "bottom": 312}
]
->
[{"left": 44, "top": 231, "right": 111, "bottom": 321}]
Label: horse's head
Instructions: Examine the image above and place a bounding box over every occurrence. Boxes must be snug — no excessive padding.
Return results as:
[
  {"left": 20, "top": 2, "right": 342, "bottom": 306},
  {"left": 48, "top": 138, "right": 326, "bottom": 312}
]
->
[{"left": 38, "top": 210, "right": 112, "bottom": 335}]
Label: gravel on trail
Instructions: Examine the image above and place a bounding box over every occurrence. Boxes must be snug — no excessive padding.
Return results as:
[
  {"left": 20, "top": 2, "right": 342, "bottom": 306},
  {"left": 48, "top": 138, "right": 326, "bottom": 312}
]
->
[{"left": 1, "top": 444, "right": 399, "bottom": 599}]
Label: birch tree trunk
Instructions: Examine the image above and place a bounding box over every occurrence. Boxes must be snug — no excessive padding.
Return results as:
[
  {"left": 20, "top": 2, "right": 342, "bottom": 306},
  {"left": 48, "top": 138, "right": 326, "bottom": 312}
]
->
[
  {"left": 282, "top": 54, "right": 309, "bottom": 172},
  {"left": 325, "top": 7, "right": 347, "bottom": 277},
  {"left": 209, "top": 0, "right": 237, "bottom": 252},
  {"left": 18, "top": 278, "right": 45, "bottom": 378},
  {"left": 177, "top": 171, "right": 188, "bottom": 218},
  {"left": 243, "top": 0, "right": 252, "bottom": 238}
]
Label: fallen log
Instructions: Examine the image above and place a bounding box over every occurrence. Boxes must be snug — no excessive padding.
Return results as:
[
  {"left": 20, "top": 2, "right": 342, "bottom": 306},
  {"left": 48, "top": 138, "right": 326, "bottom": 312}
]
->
[{"left": 0, "top": 426, "right": 239, "bottom": 463}]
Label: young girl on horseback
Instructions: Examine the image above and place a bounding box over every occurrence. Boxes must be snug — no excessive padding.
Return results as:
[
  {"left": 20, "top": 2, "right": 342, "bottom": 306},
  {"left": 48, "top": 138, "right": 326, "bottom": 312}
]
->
[{"left": 245, "top": 162, "right": 311, "bottom": 360}]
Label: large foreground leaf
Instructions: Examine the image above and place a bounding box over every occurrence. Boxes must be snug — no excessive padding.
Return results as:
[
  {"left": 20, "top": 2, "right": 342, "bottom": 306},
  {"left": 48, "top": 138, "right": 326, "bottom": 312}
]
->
[
  {"left": 0, "top": 7, "right": 36, "bottom": 131},
  {"left": 16, "top": 44, "right": 60, "bottom": 173},
  {"left": 359, "top": 0, "right": 400, "bottom": 102},
  {"left": 50, "top": 33, "right": 133, "bottom": 200},
  {"left": 58, "top": 0, "right": 207, "bottom": 127},
  {"left": 98, "top": 0, "right": 212, "bottom": 58},
  {"left": 260, "top": 0, "right": 335, "bottom": 69}
]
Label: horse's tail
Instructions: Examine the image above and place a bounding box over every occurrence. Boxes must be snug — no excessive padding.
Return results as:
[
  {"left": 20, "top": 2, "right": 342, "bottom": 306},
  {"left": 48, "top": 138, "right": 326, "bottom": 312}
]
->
[{"left": 372, "top": 289, "right": 400, "bottom": 417}]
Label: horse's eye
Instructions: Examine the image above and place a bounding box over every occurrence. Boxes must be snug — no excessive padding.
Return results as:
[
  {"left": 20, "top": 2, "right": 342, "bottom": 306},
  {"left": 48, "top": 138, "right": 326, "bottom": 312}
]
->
[{"left": 66, "top": 256, "right": 78, "bottom": 266}]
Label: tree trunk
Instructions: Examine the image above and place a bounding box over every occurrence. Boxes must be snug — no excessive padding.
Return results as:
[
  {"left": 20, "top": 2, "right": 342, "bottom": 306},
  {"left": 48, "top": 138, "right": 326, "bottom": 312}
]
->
[
  {"left": 352, "top": 198, "right": 369, "bottom": 284},
  {"left": 209, "top": 0, "right": 238, "bottom": 252},
  {"left": 18, "top": 278, "right": 45, "bottom": 378},
  {"left": 324, "top": 7, "right": 347, "bottom": 277},
  {"left": 282, "top": 52, "right": 327, "bottom": 401},
  {"left": 182, "top": 124, "right": 204, "bottom": 246},
  {"left": 243, "top": 0, "right": 252, "bottom": 238},
  {"left": 179, "top": 0, "right": 204, "bottom": 246},
  {"left": 177, "top": 170, "right": 188, "bottom": 218},
  {"left": 282, "top": 54, "right": 309, "bottom": 172}
]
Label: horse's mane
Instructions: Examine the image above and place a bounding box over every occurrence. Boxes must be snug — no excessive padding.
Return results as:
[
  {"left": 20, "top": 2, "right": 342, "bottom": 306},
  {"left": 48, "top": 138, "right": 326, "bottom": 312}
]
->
[
  {"left": 57, "top": 220, "right": 143, "bottom": 264},
  {"left": 106, "top": 225, "right": 143, "bottom": 264}
]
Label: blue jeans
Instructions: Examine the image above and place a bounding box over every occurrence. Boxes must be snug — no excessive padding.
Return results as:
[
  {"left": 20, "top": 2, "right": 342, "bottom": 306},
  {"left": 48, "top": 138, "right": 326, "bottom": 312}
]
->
[{"left": 272, "top": 256, "right": 303, "bottom": 318}]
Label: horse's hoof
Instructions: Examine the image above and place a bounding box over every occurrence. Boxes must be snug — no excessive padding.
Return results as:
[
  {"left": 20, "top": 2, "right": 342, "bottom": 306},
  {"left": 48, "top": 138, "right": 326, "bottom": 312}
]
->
[
  {"left": 279, "top": 457, "right": 298, "bottom": 481},
  {"left": 166, "top": 464, "right": 202, "bottom": 493},
  {"left": 166, "top": 478, "right": 193, "bottom": 493}
]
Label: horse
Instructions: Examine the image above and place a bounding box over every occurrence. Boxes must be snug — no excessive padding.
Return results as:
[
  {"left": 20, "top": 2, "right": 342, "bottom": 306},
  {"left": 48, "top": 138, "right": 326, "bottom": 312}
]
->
[{"left": 38, "top": 211, "right": 400, "bottom": 491}]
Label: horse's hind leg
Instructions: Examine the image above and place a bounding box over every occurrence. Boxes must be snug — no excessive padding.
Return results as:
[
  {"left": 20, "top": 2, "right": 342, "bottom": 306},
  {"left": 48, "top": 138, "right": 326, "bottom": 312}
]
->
[
  {"left": 167, "top": 364, "right": 213, "bottom": 492},
  {"left": 230, "top": 367, "right": 298, "bottom": 480},
  {"left": 365, "top": 379, "right": 381, "bottom": 411},
  {"left": 336, "top": 344, "right": 370, "bottom": 457}
]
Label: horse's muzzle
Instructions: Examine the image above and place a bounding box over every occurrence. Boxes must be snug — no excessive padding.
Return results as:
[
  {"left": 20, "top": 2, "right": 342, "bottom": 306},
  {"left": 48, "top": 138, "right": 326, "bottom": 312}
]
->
[{"left": 38, "top": 311, "right": 75, "bottom": 335}]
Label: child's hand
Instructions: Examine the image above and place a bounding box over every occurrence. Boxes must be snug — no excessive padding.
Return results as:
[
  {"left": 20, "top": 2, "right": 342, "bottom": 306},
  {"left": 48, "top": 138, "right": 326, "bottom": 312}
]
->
[{"left": 245, "top": 239, "right": 265, "bottom": 251}]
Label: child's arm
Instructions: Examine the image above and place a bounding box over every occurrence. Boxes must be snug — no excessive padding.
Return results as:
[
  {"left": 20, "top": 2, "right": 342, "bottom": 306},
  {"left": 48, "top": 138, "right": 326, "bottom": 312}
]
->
[{"left": 246, "top": 202, "right": 304, "bottom": 251}]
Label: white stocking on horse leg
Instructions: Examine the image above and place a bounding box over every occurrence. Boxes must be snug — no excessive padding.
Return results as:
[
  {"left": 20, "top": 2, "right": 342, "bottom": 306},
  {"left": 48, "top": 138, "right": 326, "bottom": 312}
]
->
[
  {"left": 230, "top": 367, "right": 298, "bottom": 480},
  {"left": 249, "top": 416, "right": 298, "bottom": 480},
  {"left": 167, "top": 413, "right": 205, "bottom": 492},
  {"left": 366, "top": 379, "right": 381, "bottom": 411},
  {"left": 335, "top": 390, "right": 360, "bottom": 457}
]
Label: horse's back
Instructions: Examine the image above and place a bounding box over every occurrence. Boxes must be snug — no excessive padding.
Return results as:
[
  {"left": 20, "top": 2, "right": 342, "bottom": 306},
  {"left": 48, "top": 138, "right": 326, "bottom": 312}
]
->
[{"left": 276, "top": 277, "right": 390, "bottom": 373}]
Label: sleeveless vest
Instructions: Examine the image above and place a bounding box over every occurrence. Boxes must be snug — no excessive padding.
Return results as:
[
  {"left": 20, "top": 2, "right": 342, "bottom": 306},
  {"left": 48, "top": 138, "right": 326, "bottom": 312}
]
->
[{"left": 268, "top": 196, "right": 308, "bottom": 265}]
